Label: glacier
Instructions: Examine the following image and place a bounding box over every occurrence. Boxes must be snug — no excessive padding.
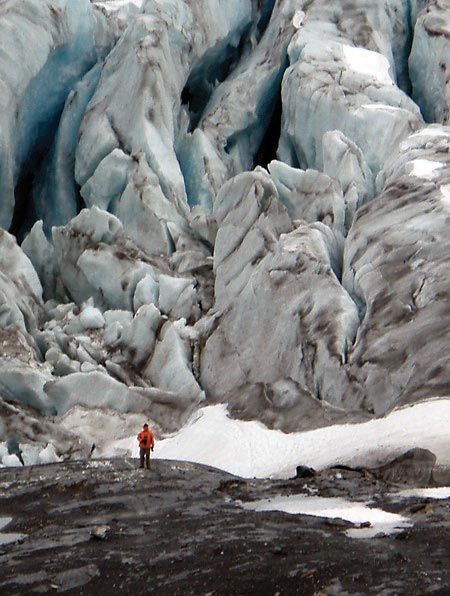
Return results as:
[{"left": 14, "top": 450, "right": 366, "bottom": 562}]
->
[{"left": 0, "top": 0, "right": 449, "bottom": 466}]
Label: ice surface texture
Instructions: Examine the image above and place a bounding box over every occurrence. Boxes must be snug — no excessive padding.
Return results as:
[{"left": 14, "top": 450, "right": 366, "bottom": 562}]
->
[{"left": 0, "top": 0, "right": 449, "bottom": 456}]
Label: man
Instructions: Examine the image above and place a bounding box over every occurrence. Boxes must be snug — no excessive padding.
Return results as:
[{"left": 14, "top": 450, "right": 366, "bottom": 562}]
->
[{"left": 137, "top": 423, "right": 155, "bottom": 469}]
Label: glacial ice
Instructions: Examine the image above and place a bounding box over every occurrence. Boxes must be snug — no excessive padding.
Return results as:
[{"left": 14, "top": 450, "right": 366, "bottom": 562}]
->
[
  {"left": 268, "top": 160, "right": 346, "bottom": 237},
  {"left": 0, "top": 0, "right": 449, "bottom": 461},
  {"left": 0, "top": 230, "right": 42, "bottom": 304},
  {"left": 75, "top": 0, "right": 255, "bottom": 217},
  {"left": 116, "top": 155, "right": 186, "bottom": 256},
  {"left": 284, "top": 0, "right": 426, "bottom": 93},
  {"left": 279, "top": 37, "right": 423, "bottom": 176},
  {"left": 0, "top": 360, "right": 54, "bottom": 416},
  {"left": 158, "top": 274, "right": 198, "bottom": 320},
  {"left": 21, "top": 221, "right": 56, "bottom": 301},
  {"left": 179, "top": 0, "right": 298, "bottom": 211},
  {"left": 0, "top": 230, "right": 44, "bottom": 347},
  {"left": 211, "top": 169, "right": 292, "bottom": 307},
  {"left": 103, "top": 309, "right": 133, "bottom": 346},
  {"left": 37, "top": 442, "right": 63, "bottom": 465},
  {"left": 342, "top": 124, "right": 450, "bottom": 414},
  {"left": 0, "top": 0, "right": 100, "bottom": 231},
  {"left": 45, "top": 370, "right": 151, "bottom": 416},
  {"left": 120, "top": 303, "right": 161, "bottom": 366},
  {"left": 200, "top": 169, "right": 362, "bottom": 428},
  {"left": 133, "top": 274, "right": 159, "bottom": 312},
  {"left": 79, "top": 305, "right": 105, "bottom": 330},
  {"left": 321, "top": 130, "right": 375, "bottom": 226},
  {"left": 144, "top": 320, "right": 204, "bottom": 404},
  {"left": 409, "top": 0, "right": 450, "bottom": 123},
  {"left": 33, "top": 64, "right": 103, "bottom": 235}
]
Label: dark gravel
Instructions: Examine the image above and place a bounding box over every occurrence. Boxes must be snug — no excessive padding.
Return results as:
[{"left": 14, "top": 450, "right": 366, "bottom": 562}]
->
[{"left": 0, "top": 458, "right": 448, "bottom": 595}]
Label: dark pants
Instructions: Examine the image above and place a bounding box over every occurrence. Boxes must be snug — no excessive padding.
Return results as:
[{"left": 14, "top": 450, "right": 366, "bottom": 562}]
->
[{"left": 140, "top": 447, "right": 151, "bottom": 468}]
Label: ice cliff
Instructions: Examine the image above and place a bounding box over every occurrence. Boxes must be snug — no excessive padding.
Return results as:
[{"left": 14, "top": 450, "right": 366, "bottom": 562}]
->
[{"left": 0, "top": 0, "right": 449, "bottom": 459}]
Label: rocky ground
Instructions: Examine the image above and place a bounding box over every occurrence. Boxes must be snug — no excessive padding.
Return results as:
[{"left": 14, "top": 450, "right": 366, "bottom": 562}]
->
[{"left": 0, "top": 458, "right": 448, "bottom": 595}]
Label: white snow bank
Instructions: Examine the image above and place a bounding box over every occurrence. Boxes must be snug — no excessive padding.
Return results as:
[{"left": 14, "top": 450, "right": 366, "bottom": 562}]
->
[
  {"left": 391, "top": 487, "right": 450, "bottom": 500},
  {"left": 149, "top": 398, "right": 450, "bottom": 479},
  {"left": 242, "top": 495, "right": 412, "bottom": 539},
  {"left": 4, "top": 398, "right": 448, "bottom": 481},
  {"left": 441, "top": 184, "right": 450, "bottom": 207}
]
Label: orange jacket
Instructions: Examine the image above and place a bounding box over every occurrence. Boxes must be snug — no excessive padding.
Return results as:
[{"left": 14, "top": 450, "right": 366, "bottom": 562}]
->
[{"left": 137, "top": 428, "right": 154, "bottom": 449}]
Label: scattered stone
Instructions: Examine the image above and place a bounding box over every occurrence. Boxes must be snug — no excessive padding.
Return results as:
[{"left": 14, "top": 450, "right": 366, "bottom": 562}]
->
[
  {"left": 217, "top": 479, "right": 247, "bottom": 493},
  {"left": 394, "top": 530, "right": 411, "bottom": 540},
  {"left": 295, "top": 465, "right": 315, "bottom": 479},
  {"left": 373, "top": 448, "right": 437, "bottom": 486},
  {"left": 325, "top": 518, "right": 351, "bottom": 529},
  {"left": 409, "top": 502, "right": 427, "bottom": 514},
  {"left": 90, "top": 525, "right": 110, "bottom": 540}
]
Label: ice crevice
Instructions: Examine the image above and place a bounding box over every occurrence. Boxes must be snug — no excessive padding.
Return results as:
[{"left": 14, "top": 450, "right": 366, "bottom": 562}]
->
[
  {"left": 74, "top": 0, "right": 258, "bottom": 224},
  {"left": 178, "top": 0, "right": 298, "bottom": 213},
  {"left": 3, "top": 0, "right": 104, "bottom": 237}
]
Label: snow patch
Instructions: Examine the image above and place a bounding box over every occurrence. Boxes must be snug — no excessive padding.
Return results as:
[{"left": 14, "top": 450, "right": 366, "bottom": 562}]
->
[
  {"left": 242, "top": 495, "right": 412, "bottom": 539},
  {"left": 147, "top": 398, "right": 450, "bottom": 479},
  {"left": 343, "top": 46, "right": 393, "bottom": 86},
  {"left": 441, "top": 184, "right": 450, "bottom": 207},
  {"left": 407, "top": 159, "right": 445, "bottom": 180},
  {"left": 392, "top": 487, "right": 450, "bottom": 500}
]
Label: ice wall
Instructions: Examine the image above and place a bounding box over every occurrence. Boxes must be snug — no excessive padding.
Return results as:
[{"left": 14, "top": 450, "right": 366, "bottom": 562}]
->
[{"left": 0, "top": 0, "right": 449, "bottom": 458}]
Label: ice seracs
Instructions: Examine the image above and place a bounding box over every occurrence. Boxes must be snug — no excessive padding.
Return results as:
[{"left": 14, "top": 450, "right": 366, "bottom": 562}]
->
[
  {"left": 342, "top": 125, "right": 450, "bottom": 414},
  {"left": 279, "top": 37, "right": 422, "bottom": 178},
  {"left": 409, "top": 0, "right": 450, "bottom": 124},
  {"left": 75, "top": 0, "right": 256, "bottom": 219},
  {"left": 268, "top": 160, "right": 347, "bottom": 236},
  {"left": 33, "top": 64, "right": 103, "bottom": 234},
  {"left": 45, "top": 370, "right": 151, "bottom": 416},
  {"left": 200, "top": 169, "right": 361, "bottom": 430},
  {"left": 0, "top": 0, "right": 448, "bottom": 465},
  {"left": 0, "top": 230, "right": 43, "bottom": 336},
  {"left": 179, "top": 0, "right": 297, "bottom": 211},
  {"left": 0, "top": 360, "right": 54, "bottom": 416}
]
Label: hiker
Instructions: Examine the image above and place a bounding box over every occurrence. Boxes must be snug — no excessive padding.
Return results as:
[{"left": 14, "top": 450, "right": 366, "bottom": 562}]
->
[{"left": 137, "top": 423, "right": 155, "bottom": 469}]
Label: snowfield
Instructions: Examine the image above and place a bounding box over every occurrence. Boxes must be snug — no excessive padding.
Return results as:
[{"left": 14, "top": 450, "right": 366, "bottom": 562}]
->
[
  {"left": 146, "top": 398, "right": 450, "bottom": 479},
  {"left": 2, "top": 397, "right": 448, "bottom": 478}
]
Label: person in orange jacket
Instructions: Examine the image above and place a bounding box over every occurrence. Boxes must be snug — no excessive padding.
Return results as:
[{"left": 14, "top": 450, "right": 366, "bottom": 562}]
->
[{"left": 137, "top": 423, "right": 155, "bottom": 469}]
